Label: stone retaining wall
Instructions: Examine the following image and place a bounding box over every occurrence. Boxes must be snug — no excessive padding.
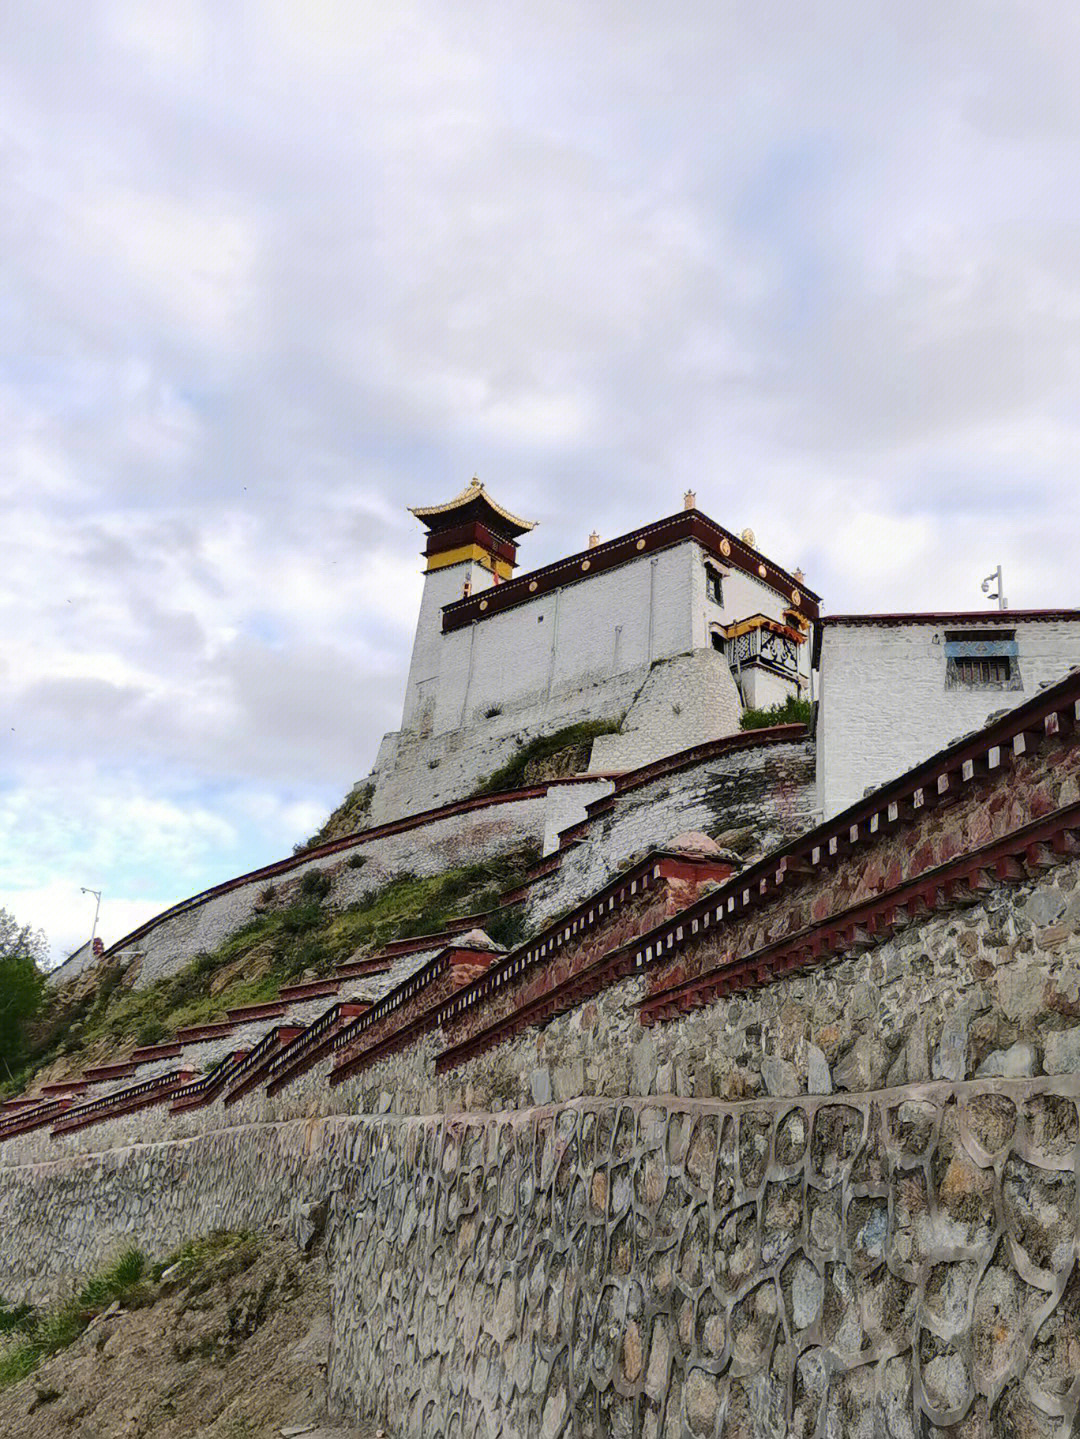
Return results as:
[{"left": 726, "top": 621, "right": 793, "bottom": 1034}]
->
[{"left": 1, "top": 1084, "right": 1078, "bottom": 1437}]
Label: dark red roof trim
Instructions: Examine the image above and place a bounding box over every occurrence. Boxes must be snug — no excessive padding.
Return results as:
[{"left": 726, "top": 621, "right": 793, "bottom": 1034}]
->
[
  {"left": 441, "top": 508, "right": 820, "bottom": 633},
  {"left": 642, "top": 797, "right": 1080, "bottom": 1021},
  {"left": 812, "top": 610, "right": 1080, "bottom": 669}
]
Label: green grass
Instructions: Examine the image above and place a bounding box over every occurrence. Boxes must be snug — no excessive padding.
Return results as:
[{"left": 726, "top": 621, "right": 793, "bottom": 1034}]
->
[
  {"left": 152, "top": 1230, "right": 261, "bottom": 1287},
  {"left": 738, "top": 695, "right": 812, "bottom": 731},
  {"left": 0, "top": 1249, "right": 147, "bottom": 1389},
  {"left": 15, "top": 846, "right": 543, "bottom": 1089},
  {"left": 472, "top": 720, "right": 622, "bottom": 795}
]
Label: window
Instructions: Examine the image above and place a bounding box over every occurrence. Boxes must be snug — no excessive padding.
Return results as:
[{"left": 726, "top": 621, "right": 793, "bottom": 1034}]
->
[
  {"left": 705, "top": 564, "right": 723, "bottom": 606},
  {"left": 952, "top": 656, "right": 1011, "bottom": 686},
  {"left": 944, "top": 630, "right": 1021, "bottom": 691},
  {"left": 711, "top": 630, "right": 725, "bottom": 652}
]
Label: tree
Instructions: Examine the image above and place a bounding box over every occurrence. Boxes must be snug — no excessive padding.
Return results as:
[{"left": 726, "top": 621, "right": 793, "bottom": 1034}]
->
[{"left": 0, "top": 908, "right": 47, "bottom": 1077}]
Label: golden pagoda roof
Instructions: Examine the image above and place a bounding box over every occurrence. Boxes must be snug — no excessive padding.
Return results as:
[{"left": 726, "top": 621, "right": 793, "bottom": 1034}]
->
[{"left": 409, "top": 478, "right": 536, "bottom": 536}]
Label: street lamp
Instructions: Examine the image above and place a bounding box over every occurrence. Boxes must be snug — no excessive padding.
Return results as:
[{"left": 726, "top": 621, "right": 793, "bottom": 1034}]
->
[
  {"left": 981, "top": 566, "right": 1007, "bottom": 611},
  {"left": 80, "top": 887, "right": 102, "bottom": 953}
]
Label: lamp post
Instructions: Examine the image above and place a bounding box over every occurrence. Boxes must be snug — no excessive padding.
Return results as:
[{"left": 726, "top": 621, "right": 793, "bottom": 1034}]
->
[
  {"left": 80, "top": 887, "right": 102, "bottom": 954},
  {"left": 981, "top": 566, "right": 1007, "bottom": 611}
]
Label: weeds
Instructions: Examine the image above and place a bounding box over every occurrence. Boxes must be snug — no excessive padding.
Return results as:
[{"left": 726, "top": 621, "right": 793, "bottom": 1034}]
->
[
  {"left": 0, "top": 1249, "right": 147, "bottom": 1389},
  {"left": 738, "top": 695, "right": 812, "bottom": 731},
  {"left": 14, "top": 845, "right": 542, "bottom": 1090},
  {"left": 472, "top": 720, "right": 621, "bottom": 795}
]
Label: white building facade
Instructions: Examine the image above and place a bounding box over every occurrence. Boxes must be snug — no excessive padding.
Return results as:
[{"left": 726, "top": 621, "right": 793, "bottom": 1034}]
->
[
  {"left": 367, "top": 483, "right": 818, "bottom": 823},
  {"left": 815, "top": 610, "right": 1080, "bottom": 820}
]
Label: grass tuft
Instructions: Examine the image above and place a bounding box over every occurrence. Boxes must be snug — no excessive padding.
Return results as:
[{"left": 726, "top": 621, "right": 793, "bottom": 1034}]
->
[
  {"left": 472, "top": 720, "right": 621, "bottom": 795},
  {"left": 738, "top": 695, "right": 812, "bottom": 731},
  {"left": 0, "top": 1248, "right": 148, "bottom": 1389}
]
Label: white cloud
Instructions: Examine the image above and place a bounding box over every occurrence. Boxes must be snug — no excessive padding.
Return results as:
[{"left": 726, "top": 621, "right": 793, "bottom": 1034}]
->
[{"left": 3, "top": 0, "right": 1080, "bottom": 964}]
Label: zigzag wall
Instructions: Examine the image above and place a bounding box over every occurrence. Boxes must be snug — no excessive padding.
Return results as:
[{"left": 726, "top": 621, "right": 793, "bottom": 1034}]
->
[{"left": 6, "top": 680, "right": 1080, "bottom": 1433}]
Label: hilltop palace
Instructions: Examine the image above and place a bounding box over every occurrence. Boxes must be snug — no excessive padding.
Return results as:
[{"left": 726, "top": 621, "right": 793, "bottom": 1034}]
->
[
  {"left": 20, "top": 478, "right": 1080, "bottom": 1435},
  {"left": 366, "top": 478, "right": 1080, "bottom": 825}
]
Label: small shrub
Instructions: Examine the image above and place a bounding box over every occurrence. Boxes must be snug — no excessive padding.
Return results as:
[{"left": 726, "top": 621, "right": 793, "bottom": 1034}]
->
[
  {"left": 484, "top": 905, "right": 529, "bottom": 952},
  {"left": 0, "top": 1299, "right": 36, "bottom": 1335},
  {"left": 297, "top": 869, "right": 332, "bottom": 902},
  {"left": 345, "top": 853, "right": 367, "bottom": 870},
  {"left": 278, "top": 901, "right": 324, "bottom": 936},
  {"left": 257, "top": 884, "right": 277, "bottom": 905},
  {"left": 739, "top": 695, "right": 812, "bottom": 731},
  {"left": 472, "top": 720, "right": 621, "bottom": 796},
  {"left": 135, "top": 1018, "right": 167, "bottom": 1047}
]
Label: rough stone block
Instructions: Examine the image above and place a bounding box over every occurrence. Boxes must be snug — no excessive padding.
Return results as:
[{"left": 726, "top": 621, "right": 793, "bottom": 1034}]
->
[
  {"left": 1024, "top": 887, "right": 1067, "bottom": 927},
  {"left": 631, "top": 1039, "right": 657, "bottom": 1097},
  {"left": 975, "top": 1042, "right": 1037, "bottom": 1078},
  {"left": 806, "top": 1045, "right": 832, "bottom": 1095},
  {"left": 529, "top": 1068, "right": 553, "bottom": 1106},
  {"left": 1044, "top": 1025, "right": 1080, "bottom": 1074},
  {"left": 761, "top": 1056, "right": 799, "bottom": 1097},
  {"left": 552, "top": 1059, "right": 584, "bottom": 1102},
  {"left": 932, "top": 1012, "right": 969, "bottom": 1083}
]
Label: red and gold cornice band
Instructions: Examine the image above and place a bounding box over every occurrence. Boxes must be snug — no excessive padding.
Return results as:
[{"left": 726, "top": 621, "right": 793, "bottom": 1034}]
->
[{"left": 440, "top": 508, "right": 821, "bottom": 632}]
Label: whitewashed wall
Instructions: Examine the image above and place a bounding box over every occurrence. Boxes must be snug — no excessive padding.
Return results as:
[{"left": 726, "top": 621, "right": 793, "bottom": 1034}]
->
[
  {"left": 371, "top": 538, "right": 809, "bottom": 821},
  {"left": 816, "top": 615, "right": 1080, "bottom": 819}
]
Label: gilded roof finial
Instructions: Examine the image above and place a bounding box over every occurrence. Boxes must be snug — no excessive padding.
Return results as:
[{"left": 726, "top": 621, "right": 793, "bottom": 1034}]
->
[
  {"left": 684, "top": 490, "right": 696, "bottom": 511},
  {"left": 588, "top": 530, "right": 600, "bottom": 549}
]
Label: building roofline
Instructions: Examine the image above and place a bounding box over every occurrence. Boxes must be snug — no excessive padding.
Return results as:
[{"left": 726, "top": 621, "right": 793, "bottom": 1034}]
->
[
  {"left": 408, "top": 478, "right": 535, "bottom": 535},
  {"left": 812, "top": 608, "right": 1080, "bottom": 668},
  {"left": 441, "top": 507, "right": 820, "bottom": 632}
]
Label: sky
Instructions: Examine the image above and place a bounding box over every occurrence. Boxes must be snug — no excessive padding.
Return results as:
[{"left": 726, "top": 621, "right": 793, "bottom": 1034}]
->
[{"left": 3, "top": 1, "right": 1080, "bottom": 965}]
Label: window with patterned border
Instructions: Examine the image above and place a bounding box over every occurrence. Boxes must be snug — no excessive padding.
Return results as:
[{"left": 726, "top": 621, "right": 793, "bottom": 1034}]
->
[
  {"left": 944, "top": 630, "right": 1022, "bottom": 691},
  {"left": 704, "top": 563, "right": 724, "bottom": 606}
]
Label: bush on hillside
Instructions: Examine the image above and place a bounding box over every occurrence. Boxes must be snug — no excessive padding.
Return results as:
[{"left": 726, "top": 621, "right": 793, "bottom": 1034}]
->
[
  {"left": 739, "top": 695, "right": 812, "bottom": 731},
  {"left": 472, "top": 720, "right": 621, "bottom": 795}
]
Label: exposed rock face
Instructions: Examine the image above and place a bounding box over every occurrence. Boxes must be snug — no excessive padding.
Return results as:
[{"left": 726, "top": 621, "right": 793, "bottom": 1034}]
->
[{"left": 4, "top": 1084, "right": 1080, "bottom": 1436}]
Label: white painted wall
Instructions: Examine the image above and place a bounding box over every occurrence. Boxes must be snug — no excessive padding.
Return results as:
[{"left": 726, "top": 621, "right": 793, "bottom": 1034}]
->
[
  {"left": 371, "top": 537, "right": 811, "bottom": 820},
  {"left": 816, "top": 616, "right": 1080, "bottom": 819}
]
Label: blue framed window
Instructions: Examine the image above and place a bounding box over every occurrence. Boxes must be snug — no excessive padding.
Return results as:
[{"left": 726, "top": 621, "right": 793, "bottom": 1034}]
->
[{"left": 944, "top": 631, "right": 1021, "bottom": 690}]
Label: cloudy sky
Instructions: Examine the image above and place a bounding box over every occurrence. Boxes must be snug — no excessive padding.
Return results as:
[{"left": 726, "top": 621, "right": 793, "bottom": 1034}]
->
[{"left": 3, "top": 1, "right": 1080, "bottom": 964}]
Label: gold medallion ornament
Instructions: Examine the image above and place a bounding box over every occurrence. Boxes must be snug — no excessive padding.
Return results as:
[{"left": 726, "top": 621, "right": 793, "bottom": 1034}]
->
[
  {"left": 479, "top": 600, "right": 488, "bottom": 610},
  {"left": 719, "top": 538, "right": 731, "bottom": 557},
  {"left": 791, "top": 589, "right": 801, "bottom": 606},
  {"left": 529, "top": 580, "right": 537, "bottom": 592},
  {"left": 636, "top": 538, "right": 646, "bottom": 550},
  {"left": 758, "top": 564, "right": 767, "bottom": 577},
  {"left": 582, "top": 559, "right": 590, "bottom": 571}
]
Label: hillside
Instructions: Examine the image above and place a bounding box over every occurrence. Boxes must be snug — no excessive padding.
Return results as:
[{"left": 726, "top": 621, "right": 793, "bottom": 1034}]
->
[
  {"left": 6, "top": 845, "right": 539, "bottom": 1101},
  {"left": 0, "top": 1230, "right": 375, "bottom": 1438}
]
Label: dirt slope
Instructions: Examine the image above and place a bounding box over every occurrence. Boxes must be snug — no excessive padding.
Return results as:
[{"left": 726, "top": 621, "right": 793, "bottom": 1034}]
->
[{"left": 0, "top": 1233, "right": 377, "bottom": 1439}]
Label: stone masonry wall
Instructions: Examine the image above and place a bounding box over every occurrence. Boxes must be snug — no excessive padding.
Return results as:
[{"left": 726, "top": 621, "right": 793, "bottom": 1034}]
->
[
  {"left": 124, "top": 793, "right": 550, "bottom": 989},
  {"left": 2, "top": 1088, "right": 1079, "bottom": 1437},
  {"left": 526, "top": 739, "right": 815, "bottom": 930},
  {"left": 11, "top": 808, "right": 1080, "bottom": 1173}
]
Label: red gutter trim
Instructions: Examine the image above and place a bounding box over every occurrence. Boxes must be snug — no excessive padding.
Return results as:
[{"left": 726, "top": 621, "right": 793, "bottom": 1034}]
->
[
  {"left": 441, "top": 508, "right": 820, "bottom": 633},
  {"left": 820, "top": 609, "right": 1080, "bottom": 627},
  {"left": 813, "top": 611, "right": 1080, "bottom": 668},
  {"left": 96, "top": 787, "right": 554, "bottom": 963},
  {"left": 641, "top": 799, "right": 1080, "bottom": 1021}
]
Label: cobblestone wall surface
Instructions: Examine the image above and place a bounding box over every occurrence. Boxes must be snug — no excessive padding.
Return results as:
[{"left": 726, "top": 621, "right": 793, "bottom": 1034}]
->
[
  {"left": 10, "top": 844, "right": 1080, "bottom": 1171},
  {"left": 2, "top": 1085, "right": 1079, "bottom": 1437},
  {"left": 526, "top": 739, "right": 815, "bottom": 930}
]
